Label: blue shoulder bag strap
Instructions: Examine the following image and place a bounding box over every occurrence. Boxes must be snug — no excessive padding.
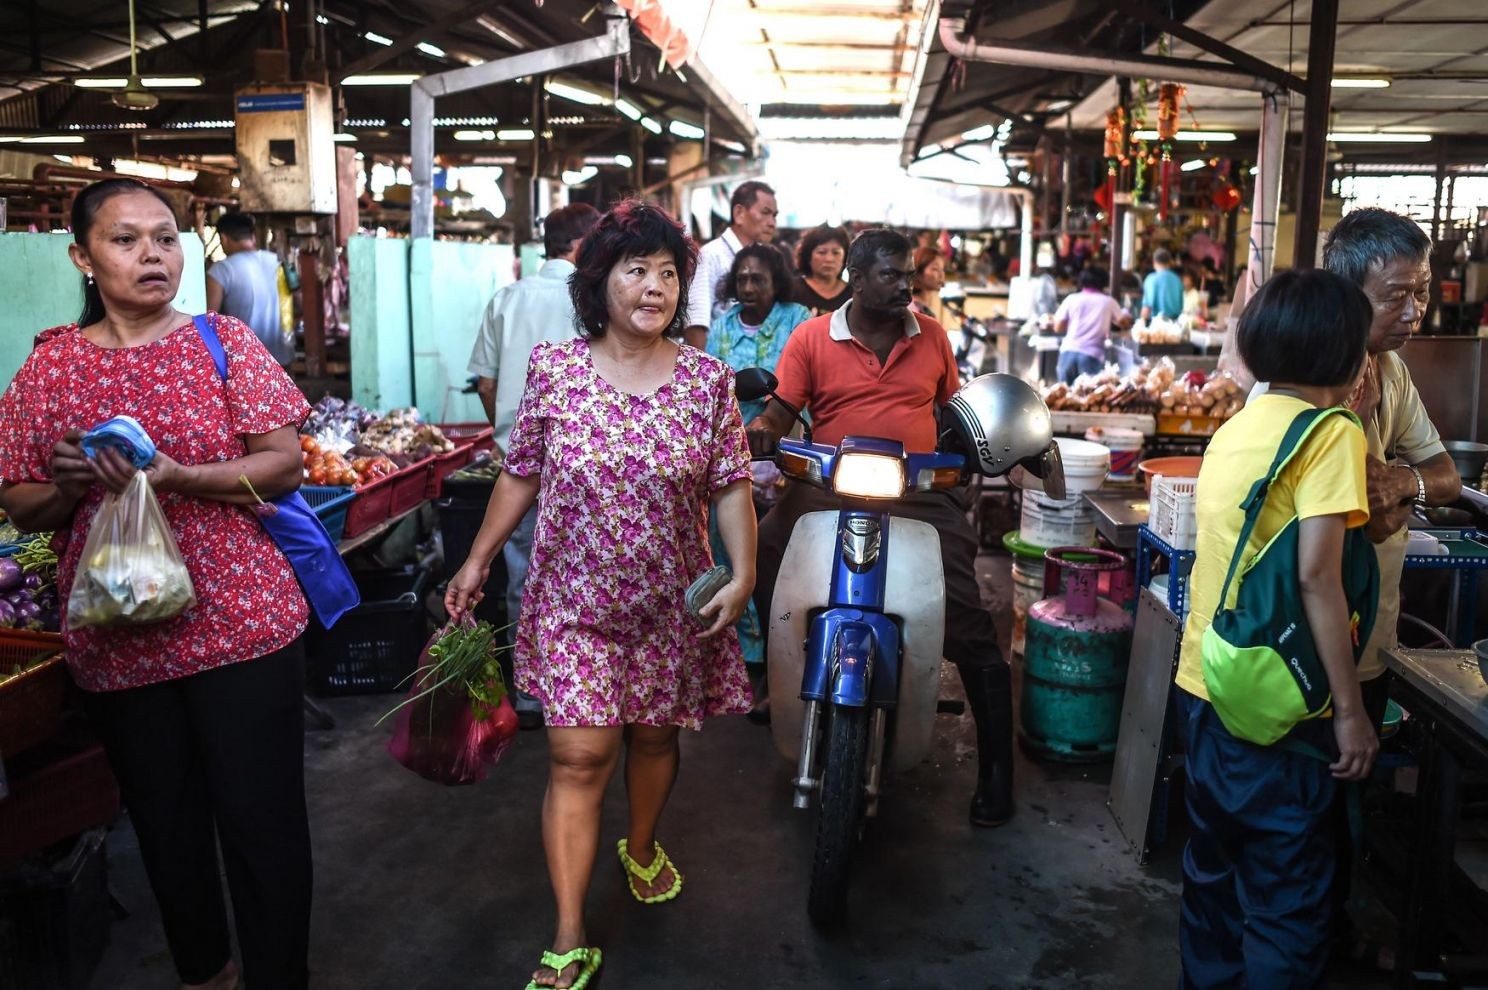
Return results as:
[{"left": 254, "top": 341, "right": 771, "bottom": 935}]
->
[
  {"left": 193, "top": 314, "right": 230, "bottom": 380},
  {"left": 191, "top": 313, "right": 360, "bottom": 628}
]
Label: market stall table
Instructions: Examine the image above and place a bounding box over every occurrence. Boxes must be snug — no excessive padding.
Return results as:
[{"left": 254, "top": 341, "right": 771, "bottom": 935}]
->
[
  {"left": 1384, "top": 647, "right": 1488, "bottom": 988},
  {"left": 1403, "top": 528, "right": 1488, "bottom": 647}
]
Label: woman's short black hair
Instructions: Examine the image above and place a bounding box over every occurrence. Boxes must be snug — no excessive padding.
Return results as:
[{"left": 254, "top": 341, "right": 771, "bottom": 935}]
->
[
  {"left": 569, "top": 200, "right": 696, "bottom": 339},
  {"left": 724, "top": 242, "right": 791, "bottom": 304},
  {"left": 1078, "top": 267, "right": 1107, "bottom": 291},
  {"left": 794, "top": 224, "right": 850, "bottom": 274},
  {"left": 1238, "top": 269, "right": 1371, "bottom": 387}
]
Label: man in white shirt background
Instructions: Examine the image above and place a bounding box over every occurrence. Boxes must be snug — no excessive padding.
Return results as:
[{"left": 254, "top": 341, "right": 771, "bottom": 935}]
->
[
  {"left": 206, "top": 212, "right": 294, "bottom": 367},
  {"left": 683, "top": 180, "right": 778, "bottom": 350},
  {"left": 467, "top": 201, "right": 600, "bottom": 727}
]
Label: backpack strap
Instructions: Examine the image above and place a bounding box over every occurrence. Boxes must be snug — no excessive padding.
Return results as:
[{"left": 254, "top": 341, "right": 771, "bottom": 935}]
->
[
  {"left": 192, "top": 313, "right": 229, "bottom": 381},
  {"left": 1210, "top": 405, "right": 1363, "bottom": 621}
]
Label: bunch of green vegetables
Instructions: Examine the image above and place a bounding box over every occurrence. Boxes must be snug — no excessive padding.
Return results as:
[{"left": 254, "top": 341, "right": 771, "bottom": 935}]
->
[{"left": 381, "top": 619, "right": 509, "bottom": 724}]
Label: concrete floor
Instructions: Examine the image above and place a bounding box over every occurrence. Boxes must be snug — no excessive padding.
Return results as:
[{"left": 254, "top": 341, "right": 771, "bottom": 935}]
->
[
  {"left": 84, "top": 549, "right": 1388, "bottom": 989},
  {"left": 90, "top": 550, "right": 1187, "bottom": 989}
]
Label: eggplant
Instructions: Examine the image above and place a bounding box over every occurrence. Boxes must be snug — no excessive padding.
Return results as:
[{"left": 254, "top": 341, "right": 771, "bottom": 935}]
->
[
  {"left": 0, "top": 558, "right": 20, "bottom": 593},
  {"left": 0, "top": 600, "right": 16, "bottom": 627},
  {"left": 21, "top": 573, "right": 43, "bottom": 591},
  {"left": 15, "top": 601, "right": 40, "bottom": 622}
]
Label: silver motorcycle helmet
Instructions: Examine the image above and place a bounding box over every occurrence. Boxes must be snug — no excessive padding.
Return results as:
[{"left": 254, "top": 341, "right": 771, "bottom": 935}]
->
[{"left": 943, "top": 373, "right": 1067, "bottom": 499}]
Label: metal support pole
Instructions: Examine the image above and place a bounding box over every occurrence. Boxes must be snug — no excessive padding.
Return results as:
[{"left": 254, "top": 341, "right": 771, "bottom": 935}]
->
[
  {"left": 1019, "top": 188, "right": 1034, "bottom": 283},
  {"left": 1291, "top": 0, "right": 1338, "bottom": 270},
  {"left": 409, "top": 7, "right": 629, "bottom": 240},
  {"left": 1432, "top": 148, "right": 1446, "bottom": 242},
  {"left": 1221, "top": 90, "right": 1289, "bottom": 388},
  {"left": 1060, "top": 112, "right": 1072, "bottom": 239},
  {"left": 1246, "top": 91, "right": 1290, "bottom": 296}
]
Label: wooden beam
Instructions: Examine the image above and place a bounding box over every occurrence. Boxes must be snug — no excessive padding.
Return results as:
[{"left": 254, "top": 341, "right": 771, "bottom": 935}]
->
[
  {"left": 1292, "top": 0, "right": 1338, "bottom": 270},
  {"left": 1111, "top": 0, "right": 1305, "bottom": 94}
]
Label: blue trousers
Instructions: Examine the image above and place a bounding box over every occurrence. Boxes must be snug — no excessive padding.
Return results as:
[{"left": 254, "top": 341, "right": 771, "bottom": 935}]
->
[
  {"left": 1057, "top": 349, "right": 1104, "bottom": 384},
  {"left": 1178, "top": 691, "right": 1339, "bottom": 989}
]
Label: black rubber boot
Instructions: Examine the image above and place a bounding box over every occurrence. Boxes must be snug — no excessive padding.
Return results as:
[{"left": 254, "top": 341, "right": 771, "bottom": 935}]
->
[{"left": 962, "top": 663, "right": 1014, "bottom": 827}]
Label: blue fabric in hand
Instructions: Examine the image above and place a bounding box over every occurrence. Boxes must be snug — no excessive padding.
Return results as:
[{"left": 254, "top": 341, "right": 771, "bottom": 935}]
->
[{"left": 81, "top": 416, "right": 157, "bottom": 469}]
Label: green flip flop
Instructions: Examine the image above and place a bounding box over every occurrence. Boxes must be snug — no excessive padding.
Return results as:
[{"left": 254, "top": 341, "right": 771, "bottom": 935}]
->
[
  {"left": 523, "top": 946, "right": 602, "bottom": 990},
  {"left": 617, "top": 838, "right": 684, "bottom": 904}
]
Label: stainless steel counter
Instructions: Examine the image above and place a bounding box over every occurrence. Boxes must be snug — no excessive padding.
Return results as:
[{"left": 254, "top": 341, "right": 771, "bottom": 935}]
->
[
  {"left": 1383, "top": 648, "right": 1488, "bottom": 747},
  {"left": 1084, "top": 489, "right": 1152, "bottom": 550}
]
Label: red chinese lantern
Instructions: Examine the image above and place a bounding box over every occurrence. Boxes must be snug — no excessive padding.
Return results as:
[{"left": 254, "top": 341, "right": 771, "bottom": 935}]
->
[
  {"left": 1093, "top": 183, "right": 1114, "bottom": 212},
  {"left": 1211, "top": 185, "right": 1242, "bottom": 212}
]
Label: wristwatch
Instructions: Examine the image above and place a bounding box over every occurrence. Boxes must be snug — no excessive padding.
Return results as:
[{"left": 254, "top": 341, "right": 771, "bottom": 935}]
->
[{"left": 1405, "top": 463, "right": 1427, "bottom": 507}]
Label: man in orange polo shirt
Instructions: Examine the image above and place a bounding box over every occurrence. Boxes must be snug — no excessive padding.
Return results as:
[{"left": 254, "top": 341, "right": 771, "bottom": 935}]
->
[{"left": 746, "top": 228, "right": 1014, "bottom": 827}]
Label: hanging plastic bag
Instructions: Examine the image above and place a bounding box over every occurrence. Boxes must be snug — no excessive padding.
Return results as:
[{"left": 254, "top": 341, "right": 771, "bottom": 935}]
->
[
  {"left": 276, "top": 264, "right": 296, "bottom": 349},
  {"left": 67, "top": 472, "right": 196, "bottom": 629},
  {"left": 382, "top": 618, "right": 517, "bottom": 785}
]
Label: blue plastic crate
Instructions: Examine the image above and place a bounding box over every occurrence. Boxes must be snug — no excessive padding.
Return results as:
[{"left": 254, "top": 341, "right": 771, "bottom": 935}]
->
[
  {"left": 301, "top": 485, "right": 356, "bottom": 543},
  {"left": 1136, "top": 524, "right": 1196, "bottom": 619}
]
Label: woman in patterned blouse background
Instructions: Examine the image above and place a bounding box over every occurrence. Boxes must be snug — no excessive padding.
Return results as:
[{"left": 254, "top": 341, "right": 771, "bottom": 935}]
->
[
  {"left": 445, "top": 200, "right": 755, "bottom": 990},
  {"left": 0, "top": 179, "right": 314, "bottom": 989}
]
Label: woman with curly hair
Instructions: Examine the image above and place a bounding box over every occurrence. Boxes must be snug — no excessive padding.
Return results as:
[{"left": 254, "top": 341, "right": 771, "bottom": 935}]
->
[
  {"left": 791, "top": 223, "right": 851, "bottom": 316},
  {"left": 446, "top": 200, "right": 755, "bottom": 990}
]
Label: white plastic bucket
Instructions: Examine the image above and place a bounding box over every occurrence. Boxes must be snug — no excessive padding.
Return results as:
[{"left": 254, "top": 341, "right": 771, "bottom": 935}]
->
[
  {"left": 1020, "top": 491, "right": 1098, "bottom": 549},
  {"left": 1053, "top": 436, "right": 1111, "bottom": 494},
  {"left": 1010, "top": 555, "right": 1044, "bottom": 657},
  {"left": 1085, "top": 426, "right": 1143, "bottom": 481}
]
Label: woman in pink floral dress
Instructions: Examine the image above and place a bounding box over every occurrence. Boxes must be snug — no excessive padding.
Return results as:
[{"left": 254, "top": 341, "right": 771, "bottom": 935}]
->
[{"left": 446, "top": 200, "right": 755, "bottom": 990}]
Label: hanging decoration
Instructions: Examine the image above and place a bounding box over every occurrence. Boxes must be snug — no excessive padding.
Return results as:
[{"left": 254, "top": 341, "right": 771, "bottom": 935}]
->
[
  {"left": 1156, "top": 82, "right": 1183, "bottom": 223},
  {"left": 1096, "top": 106, "right": 1125, "bottom": 252}
]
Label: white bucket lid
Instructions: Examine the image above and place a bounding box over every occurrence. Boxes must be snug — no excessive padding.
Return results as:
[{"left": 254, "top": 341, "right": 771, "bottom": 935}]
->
[{"left": 1054, "top": 436, "right": 1112, "bottom": 470}]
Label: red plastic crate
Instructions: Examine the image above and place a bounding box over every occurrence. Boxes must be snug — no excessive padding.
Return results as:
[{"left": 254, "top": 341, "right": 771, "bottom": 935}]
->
[
  {"left": 0, "top": 741, "right": 120, "bottom": 868},
  {"left": 0, "top": 631, "right": 67, "bottom": 759},
  {"left": 389, "top": 456, "right": 434, "bottom": 517},
  {"left": 437, "top": 423, "right": 495, "bottom": 455},
  {"left": 342, "top": 471, "right": 395, "bottom": 539},
  {"left": 425, "top": 443, "right": 474, "bottom": 500}
]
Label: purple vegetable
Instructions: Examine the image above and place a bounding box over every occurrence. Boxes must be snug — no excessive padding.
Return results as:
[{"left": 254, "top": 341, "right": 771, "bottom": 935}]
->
[
  {"left": 21, "top": 573, "right": 43, "bottom": 591},
  {"left": 0, "top": 600, "right": 15, "bottom": 627},
  {"left": 14, "top": 602, "right": 40, "bottom": 622},
  {"left": 39, "top": 609, "right": 59, "bottom": 630},
  {"left": 0, "top": 558, "right": 20, "bottom": 592},
  {"left": 5, "top": 592, "right": 24, "bottom": 608},
  {"left": 37, "top": 591, "right": 56, "bottom": 611}
]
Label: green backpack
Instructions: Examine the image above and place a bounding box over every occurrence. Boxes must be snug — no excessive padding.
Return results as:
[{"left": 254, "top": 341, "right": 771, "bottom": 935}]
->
[{"left": 1200, "top": 406, "right": 1379, "bottom": 746}]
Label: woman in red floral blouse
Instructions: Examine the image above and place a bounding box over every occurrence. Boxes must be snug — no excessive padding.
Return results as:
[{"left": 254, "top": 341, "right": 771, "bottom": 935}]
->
[{"left": 0, "top": 180, "right": 313, "bottom": 990}]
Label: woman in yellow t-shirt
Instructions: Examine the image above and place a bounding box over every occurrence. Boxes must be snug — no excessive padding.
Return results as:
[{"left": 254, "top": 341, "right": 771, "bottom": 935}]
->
[{"left": 1177, "top": 269, "right": 1379, "bottom": 988}]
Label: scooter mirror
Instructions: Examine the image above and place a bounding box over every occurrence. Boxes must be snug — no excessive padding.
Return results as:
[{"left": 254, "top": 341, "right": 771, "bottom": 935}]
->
[
  {"left": 1008, "top": 442, "right": 1066, "bottom": 501},
  {"left": 735, "top": 368, "right": 778, "bottom": 403}
]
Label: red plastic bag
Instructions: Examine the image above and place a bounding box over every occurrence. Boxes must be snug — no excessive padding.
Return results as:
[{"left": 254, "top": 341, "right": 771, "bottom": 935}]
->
[{"left": 385, "top": 622, "right": 518, "bottom": 785}]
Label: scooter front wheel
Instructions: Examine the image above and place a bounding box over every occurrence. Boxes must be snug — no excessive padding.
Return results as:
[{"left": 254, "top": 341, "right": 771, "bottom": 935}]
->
[{"left": 807, "top": 702, "right": 869, "bottom": 927}]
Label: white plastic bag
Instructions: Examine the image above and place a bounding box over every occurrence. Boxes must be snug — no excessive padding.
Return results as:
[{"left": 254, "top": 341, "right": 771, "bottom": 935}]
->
[{"left": 67, "top": 472, "right": 196, "bottom": 629}]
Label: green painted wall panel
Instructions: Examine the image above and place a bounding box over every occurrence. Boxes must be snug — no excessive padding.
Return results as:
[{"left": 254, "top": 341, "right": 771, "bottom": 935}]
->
[
  {"left": 348, "top": 236, "right": 512, "bottom": 423},
  {"left": 348, "top": 236, "right": 414, "bottom": 413},
  {"left": 0, "top": 232, "right": 206, "bottom": 386}
]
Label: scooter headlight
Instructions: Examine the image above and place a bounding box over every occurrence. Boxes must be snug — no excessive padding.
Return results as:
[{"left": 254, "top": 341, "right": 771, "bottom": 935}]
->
[{"left": 832, "top": 453, "right": 906, "bottom": 499}]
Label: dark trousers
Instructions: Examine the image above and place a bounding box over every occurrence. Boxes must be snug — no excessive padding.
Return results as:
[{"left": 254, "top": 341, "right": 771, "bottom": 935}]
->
[
  {"left": 754, "top": 480, "right": 1010, "bottom": 684},
  {"left": 83, "top": 641, "right": 313, "bottom": 988},
  {"left": 1178, "top": 691, "right": 1338, "bottom": 989}
]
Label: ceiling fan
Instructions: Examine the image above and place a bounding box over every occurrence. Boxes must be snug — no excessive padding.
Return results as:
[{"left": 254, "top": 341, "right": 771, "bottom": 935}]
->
[{"left": 112, "top": 0, "right": 159, "bottom": 111}]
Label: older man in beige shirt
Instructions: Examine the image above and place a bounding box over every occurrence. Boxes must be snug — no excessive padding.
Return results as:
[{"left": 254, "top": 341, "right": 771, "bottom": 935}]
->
[{"left": 1322, "top": 209, "right": 1461, "bottom": 718}]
